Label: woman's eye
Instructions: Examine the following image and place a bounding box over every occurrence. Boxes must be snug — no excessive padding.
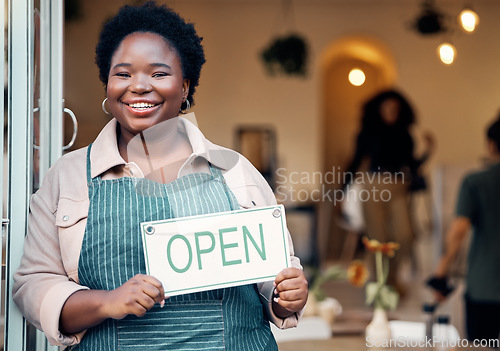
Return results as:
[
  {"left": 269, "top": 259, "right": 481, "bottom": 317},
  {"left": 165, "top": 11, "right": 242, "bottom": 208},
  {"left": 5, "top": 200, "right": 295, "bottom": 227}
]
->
[
  {"left": 153, "top": 72, "right": 168, "bottom": 78},
  {"left": 116, "top": 72, "right": 130, "bottom": 78}
]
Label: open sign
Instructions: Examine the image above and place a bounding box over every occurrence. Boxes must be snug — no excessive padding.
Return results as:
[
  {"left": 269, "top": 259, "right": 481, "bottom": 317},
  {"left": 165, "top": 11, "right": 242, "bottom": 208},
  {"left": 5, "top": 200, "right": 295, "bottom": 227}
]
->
[{"left": 141, "top": 205, "right": 290, "bottom": 296}]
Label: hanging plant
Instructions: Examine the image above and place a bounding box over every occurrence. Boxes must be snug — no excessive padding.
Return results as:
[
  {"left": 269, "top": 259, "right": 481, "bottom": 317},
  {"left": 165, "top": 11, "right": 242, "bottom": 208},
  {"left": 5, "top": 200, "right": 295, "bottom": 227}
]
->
[{"left": 261, "top": 33, "right": 308, "bottom": 77}]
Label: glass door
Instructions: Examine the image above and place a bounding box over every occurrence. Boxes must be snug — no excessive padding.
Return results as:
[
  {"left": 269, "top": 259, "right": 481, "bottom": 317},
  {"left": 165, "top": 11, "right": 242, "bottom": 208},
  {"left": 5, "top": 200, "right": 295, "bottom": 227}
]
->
[{"left": 2, "top": 0, "right": 70, "bottom": 349}]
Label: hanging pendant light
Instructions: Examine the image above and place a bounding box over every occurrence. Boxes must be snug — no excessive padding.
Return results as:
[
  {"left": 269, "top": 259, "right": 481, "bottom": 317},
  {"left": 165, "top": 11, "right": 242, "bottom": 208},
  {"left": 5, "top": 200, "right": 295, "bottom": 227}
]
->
[
  {"left": 348, "top": 68, "right": 365, "bottom": 86},
  {"left": 459, "top": 7, "right": 479, "bottom": 32},
  {"left": 437, "top": 42, "right": 456, "bottom": 65}
]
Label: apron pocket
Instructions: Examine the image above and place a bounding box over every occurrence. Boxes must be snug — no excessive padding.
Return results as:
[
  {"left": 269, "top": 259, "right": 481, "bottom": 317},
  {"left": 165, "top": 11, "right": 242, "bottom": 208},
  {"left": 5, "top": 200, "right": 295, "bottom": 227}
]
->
[{"left": 117, "top": 300, "right": 225, "bottom": 351}]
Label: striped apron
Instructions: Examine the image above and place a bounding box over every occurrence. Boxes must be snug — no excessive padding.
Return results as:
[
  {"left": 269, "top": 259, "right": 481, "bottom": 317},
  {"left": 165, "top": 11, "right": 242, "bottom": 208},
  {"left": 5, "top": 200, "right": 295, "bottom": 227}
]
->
[{"left": 72, "top": 144, "right": 278, "bottom": 350}]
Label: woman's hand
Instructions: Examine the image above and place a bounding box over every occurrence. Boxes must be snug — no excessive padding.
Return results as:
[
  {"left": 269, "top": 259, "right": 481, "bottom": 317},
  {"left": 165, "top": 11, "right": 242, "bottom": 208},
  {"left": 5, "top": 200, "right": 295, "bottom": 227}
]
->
[
  {"left": 60, "top": 274, "right": 165, "bottom": 334},
  {"left": 102, "top": 274, "right": 165, "bottom": 320},
  {"left": 272, "top": 268, "right": 308, "bottom": 318}
]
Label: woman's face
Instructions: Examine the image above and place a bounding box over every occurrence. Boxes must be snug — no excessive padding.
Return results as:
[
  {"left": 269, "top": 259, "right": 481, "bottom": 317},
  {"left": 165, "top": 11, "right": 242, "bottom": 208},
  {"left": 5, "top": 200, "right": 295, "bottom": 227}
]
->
[
  {"left": 107, "top": 31, "right": 189, "bottom": 140},
  {"left": 379, "top": 98, "right": 400, "bottom": 125}
]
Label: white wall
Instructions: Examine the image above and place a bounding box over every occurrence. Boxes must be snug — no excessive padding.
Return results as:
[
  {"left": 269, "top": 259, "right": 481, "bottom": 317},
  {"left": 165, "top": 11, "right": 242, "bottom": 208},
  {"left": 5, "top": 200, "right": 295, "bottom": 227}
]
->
[{"left": 64, "top": 0, "right": 500, "bottom": 188}]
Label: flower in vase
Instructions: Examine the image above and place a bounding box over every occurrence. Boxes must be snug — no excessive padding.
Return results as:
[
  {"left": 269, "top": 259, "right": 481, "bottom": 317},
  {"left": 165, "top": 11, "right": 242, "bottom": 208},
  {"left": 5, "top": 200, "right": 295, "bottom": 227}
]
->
[
  {"left": 362, "top": 237, "right": 400, "bottom": 311},
  {"left": 347, "top": 260, "right": 370, "bottom": 287},
  {"left": 380, "top": 242, "right": 400, "bottom": 258},
  {"left": 362, "top": 237, "right": 382, "bottom": 252}
]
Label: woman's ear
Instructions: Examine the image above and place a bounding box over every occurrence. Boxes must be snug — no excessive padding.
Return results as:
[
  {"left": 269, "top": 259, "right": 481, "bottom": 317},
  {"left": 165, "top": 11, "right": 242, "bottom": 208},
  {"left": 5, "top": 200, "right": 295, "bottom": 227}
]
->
[{"left": 183, "top": 79, "right": 190, "bottom": 99}]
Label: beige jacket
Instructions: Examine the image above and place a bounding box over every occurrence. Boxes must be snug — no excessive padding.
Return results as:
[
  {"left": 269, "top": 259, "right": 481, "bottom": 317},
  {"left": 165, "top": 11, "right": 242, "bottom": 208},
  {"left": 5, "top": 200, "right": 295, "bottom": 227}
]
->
[{"left": 13, "top": 116, "right": 303, "bottom": 346}]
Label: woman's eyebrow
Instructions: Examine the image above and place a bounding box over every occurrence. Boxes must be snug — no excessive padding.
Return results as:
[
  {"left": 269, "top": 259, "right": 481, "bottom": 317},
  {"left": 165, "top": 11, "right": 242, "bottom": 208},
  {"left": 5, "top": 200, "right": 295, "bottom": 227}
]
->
[
  {"left": 111, "top": 62, "right": 172, "bottom": 70},
  {"left": 112, "top": 62, "right": 131, "bottom": 70},
  {"left": 150, "top": 63, "right": 171, "bottom": 69}
]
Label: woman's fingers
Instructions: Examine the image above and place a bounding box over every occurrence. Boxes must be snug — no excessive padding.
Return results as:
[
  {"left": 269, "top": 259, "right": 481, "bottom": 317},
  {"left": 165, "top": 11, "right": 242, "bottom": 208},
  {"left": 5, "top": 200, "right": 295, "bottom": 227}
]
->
[
  {"left": 274, "top": 267, "right": 298, "bottom": 285},
  {"left": 106, "top": 274, "right": 166, "bottom": 319},
  {"left": 275, "top": 287, "right": 304, "bottom": 302},
  {"left": 132, "top": 274, "right": 165, "bottom": 304},
  {"left": 273, "top": 268, "right": 308, "bottom": 313},
  {"left": 274, "top": 268, "right": 308, "bottom": 294}
]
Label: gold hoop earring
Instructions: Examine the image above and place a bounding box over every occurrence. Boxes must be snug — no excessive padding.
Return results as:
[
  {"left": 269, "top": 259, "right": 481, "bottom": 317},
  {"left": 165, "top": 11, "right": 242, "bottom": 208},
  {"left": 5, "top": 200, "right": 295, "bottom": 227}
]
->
[{"left": 102, "top": 98, "right": 111, "bottom": 115}]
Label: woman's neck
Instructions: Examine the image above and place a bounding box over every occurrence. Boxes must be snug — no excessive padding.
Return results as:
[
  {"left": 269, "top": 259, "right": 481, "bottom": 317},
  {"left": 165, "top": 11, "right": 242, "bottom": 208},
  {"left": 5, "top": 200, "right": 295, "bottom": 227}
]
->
[{"left": 117, "top": 118, "right": 193, "bottom": 182}]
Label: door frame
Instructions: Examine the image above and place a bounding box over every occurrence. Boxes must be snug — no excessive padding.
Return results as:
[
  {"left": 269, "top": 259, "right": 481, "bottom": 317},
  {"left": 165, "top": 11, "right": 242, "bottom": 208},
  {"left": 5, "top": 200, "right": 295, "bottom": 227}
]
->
[{"left": 3, "top": 0, "right": 64, "bottom": 349}]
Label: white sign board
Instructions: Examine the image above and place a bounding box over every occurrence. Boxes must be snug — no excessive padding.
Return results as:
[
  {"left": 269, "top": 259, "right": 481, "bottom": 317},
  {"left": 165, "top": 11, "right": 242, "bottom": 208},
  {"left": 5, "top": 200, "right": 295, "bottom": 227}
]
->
[{"left": 141, "top": 205, "right": 290, "bottom": 296}]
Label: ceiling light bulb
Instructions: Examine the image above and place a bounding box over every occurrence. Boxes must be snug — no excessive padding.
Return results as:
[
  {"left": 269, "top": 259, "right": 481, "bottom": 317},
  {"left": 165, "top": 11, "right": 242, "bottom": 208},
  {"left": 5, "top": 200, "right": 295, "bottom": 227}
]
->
[
  {"left": 348, "top": 68, "right": 365, "bottom": 86},
  {"left": 459, "top": 8, "right": 479, "bottom": 32},
  {"left": 437, "top": 43, "right": 456, "bottom": 65}
]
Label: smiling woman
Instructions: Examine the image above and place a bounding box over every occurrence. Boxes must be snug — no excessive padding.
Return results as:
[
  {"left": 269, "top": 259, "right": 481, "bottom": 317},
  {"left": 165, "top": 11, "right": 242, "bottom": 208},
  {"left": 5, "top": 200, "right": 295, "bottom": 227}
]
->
[{"left": 12, "top": 1, "right": 308, "bottom": 350}]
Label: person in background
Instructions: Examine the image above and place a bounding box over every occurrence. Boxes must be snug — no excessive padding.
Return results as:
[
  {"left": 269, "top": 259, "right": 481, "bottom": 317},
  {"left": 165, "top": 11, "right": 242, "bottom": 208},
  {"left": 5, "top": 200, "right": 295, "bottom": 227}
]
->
[
  {"left": 13, "top": 2, "right": 307, "bottom": 349},
  {"left": 429, "top": 117, "right": 500, "bottom": 342},
  {"left": 343, "top": 89, "right": 434, "bottom": 296}
]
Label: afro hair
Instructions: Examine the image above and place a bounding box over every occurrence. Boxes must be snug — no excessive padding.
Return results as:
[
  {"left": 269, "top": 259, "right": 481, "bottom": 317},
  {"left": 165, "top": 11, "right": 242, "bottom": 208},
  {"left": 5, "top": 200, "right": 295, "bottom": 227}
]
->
[
  {"left": 95, "top": 1, "right": 205, "bottom": 108},
  {"left": 487, "top": 116, "right": 500, "bottom": 152}
]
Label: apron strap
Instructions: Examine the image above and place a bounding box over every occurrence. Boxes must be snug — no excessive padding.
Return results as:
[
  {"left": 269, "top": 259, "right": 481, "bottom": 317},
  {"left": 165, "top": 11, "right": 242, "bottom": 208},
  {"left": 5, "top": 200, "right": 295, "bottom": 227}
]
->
[
  {"left": 208, "top": 163, "right": 239, "bottom": 211},
  {"left": 86, "top": 143, "right": 93, "bottom": 184},
  {"left": 208, "top": 162, "right": 224, "bottom": 179}
]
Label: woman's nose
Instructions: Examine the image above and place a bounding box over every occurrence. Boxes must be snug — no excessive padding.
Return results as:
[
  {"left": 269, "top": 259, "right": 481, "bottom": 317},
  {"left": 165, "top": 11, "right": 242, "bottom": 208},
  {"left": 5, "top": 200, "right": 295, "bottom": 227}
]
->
[{"left": 130, "top": 74, "right": 152, "bottom": 94}]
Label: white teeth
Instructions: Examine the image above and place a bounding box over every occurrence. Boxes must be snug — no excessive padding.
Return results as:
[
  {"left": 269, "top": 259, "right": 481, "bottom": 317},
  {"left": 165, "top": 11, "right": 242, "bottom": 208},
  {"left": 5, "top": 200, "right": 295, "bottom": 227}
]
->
[{"left": 129, "top": 102, "right": 156, "bottom": 109}]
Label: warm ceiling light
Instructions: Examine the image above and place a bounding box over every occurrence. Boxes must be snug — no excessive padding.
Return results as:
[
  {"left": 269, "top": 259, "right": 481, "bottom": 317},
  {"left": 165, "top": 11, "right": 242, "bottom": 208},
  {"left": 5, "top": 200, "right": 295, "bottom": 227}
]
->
[
  {"left": 348, "top": 68, "right": 365, "bottom": 86},
  {"left": 459, "top": 8, "right": 479, "bottom": 32},
  {"left": 437, "top": 42, "right": 456, "bottom": 65}
]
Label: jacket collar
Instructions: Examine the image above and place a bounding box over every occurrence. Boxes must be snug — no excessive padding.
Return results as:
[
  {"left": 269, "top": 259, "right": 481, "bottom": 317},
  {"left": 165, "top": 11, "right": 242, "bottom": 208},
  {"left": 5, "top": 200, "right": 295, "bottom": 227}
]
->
[{"left": 90, "top": 114, "right": 234, "bottom": 178}]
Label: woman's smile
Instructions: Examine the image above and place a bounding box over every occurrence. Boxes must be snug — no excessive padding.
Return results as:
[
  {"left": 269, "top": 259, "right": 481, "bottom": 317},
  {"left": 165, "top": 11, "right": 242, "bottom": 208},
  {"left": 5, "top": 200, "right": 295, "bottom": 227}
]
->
[{"left": 122, "top": 99, "right": 162, "bottom": 116}]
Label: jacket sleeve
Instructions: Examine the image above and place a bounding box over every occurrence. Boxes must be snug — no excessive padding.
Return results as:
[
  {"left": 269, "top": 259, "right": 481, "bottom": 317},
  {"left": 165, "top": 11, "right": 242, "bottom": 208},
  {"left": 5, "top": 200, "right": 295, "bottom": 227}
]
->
[
  {"left": 12, "top": 165, "right": 89, "bottom": 346},
  {"left": 224, "top": 153, "right": 305, "bottom": 329}
]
